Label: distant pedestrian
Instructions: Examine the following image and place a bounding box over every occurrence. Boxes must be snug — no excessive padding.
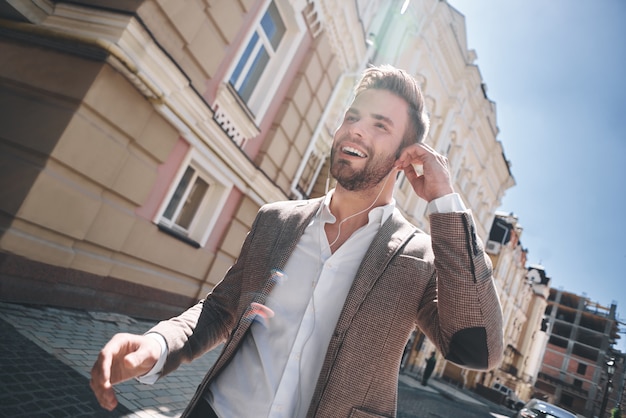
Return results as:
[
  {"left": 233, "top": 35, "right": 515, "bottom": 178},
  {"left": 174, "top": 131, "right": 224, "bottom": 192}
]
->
[{"left": 421, "top": 351, "right": 437, "bottom": 386}]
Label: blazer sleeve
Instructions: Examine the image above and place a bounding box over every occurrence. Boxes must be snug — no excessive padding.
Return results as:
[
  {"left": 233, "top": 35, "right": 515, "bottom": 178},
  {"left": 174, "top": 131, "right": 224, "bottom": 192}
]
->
[
  {"left": 146, "top": 210, "right": 262, "bottom": 376},
  {"left": 416, "top": 210, "right": 504, "bottom": 370}
]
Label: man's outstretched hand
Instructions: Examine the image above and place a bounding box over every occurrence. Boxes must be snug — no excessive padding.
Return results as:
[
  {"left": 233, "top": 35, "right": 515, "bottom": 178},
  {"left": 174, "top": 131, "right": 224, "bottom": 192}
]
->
[{"left": 90, "top": 333, "right": 161, "bottom": 411}]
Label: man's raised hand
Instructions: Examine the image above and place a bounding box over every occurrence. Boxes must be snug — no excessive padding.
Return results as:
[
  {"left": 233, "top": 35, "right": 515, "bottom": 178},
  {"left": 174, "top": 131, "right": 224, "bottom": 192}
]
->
[{"left": 395, "top": 143, "right": 454, "bottom": 202}]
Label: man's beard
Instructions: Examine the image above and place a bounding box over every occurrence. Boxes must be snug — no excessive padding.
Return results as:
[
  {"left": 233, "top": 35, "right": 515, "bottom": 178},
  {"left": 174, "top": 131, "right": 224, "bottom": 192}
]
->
[{"left": 330, "top": 146, "right": 398, "bottom": 192}]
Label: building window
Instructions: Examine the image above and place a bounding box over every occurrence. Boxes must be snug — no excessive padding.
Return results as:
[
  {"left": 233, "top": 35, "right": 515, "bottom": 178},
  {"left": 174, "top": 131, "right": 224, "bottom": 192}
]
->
[
  {"left": 576, "top": 362, "right": 587, "bottom": 375},
  {"left": 214, "top": 0, "right": 305, "bottom": 144},
  {"left": 161, "top": 166, "right": 209, "bottom": 233},
  {"left": 294, "top": 150, "right": 324, "bottom": 198},
  {"left": 290, "top": 123, "right": 332, "bottom": 200},
  {"left": 561, "top": 394, "right": 573, "bottom": 408},
  {"left": 229, "top": 1, "right": 286, "bottom": 106},
  {"left": 157, "top": 152, "right": 231, "bottom": 247}
]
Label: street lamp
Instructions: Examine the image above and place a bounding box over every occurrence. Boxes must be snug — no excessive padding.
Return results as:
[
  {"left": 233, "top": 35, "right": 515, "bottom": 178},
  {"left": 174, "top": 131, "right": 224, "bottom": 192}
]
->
[{"left": 599, "top": 358, "right": 616, "bottom": 418}]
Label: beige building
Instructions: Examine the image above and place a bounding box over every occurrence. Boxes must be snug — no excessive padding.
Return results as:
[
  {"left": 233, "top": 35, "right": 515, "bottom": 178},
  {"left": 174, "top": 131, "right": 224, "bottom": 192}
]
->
[
  {"left": 517, "top": 264, "right": 551, "bottom": 401},
  {"left": 485, "top": 213, "right": 533, "bottom": 394},
  {"left": 1, "top": 0, "right": 515, "bottom": 379},
  {"left": 481, "top": 211, "right": 552, "bottom": 403},
  {"left": 0, "top": 0, "right": 385, "bottom": 318},
  {"left": 389, "top": 1, "right": 517, "bottom": 386}
]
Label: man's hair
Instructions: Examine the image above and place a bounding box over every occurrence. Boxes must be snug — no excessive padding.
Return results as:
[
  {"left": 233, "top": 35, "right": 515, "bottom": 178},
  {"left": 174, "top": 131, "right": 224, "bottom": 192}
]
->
[{"left": 354, "top": 65, "right": 430, "bottom": 148}]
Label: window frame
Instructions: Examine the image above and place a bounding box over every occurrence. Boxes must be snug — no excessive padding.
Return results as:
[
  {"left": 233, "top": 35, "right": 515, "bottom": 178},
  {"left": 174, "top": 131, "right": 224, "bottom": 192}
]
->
[
  {"left": 225, "top": 0, "right": 306, "bottom": 122},
  {"left": 155, "top": 149, "right": 232, "bottom": 247},
  {"left": 291, "top": 145, "right": 327, "bottom": 199},
  {"left": 229, "top": 1, "right": 286, "bottom": 104}
]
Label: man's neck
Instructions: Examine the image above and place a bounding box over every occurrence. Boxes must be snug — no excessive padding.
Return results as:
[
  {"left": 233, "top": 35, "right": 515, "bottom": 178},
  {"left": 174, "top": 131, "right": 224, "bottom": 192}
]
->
[{"left": 329, "top": 184, "right": 393, "bottom": 224}]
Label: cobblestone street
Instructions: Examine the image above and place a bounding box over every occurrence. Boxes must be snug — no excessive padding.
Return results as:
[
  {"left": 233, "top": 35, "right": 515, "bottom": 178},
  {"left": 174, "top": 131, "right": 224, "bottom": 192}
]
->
[{"left": 0, "top": 302, "right": 512, "bottom": 418}]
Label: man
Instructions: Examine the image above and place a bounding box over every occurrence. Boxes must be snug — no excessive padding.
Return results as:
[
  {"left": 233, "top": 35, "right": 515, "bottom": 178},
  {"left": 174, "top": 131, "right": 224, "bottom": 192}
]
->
[
  {"left": 421, "top": 351, "right": 437, "bottom": 386},
  {"left": 90, "top": 65, "right": 503, "bottom": 418}
]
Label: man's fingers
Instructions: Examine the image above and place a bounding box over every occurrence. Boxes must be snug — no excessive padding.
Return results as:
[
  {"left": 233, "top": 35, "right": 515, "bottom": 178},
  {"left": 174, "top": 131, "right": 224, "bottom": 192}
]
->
[
  {"left": 402, "top": 163, "right": 418, "bottom": 180},
  {"left": 91, "top": 347, "right": 116, "bottom": 410},
  {"left": 396, "top": 143, "right": 454, "bottom": 201},
  {"left": 396, "top": 143, "right": 432, "bottom": 168},
  {"left": 92, "top": 380, "right": 118, "bottom": 411},
  {"left": 90, "top": 333, "right": 140, "bottom": 410},
  {"left": 90, "top": 372, "right": 118, "bottom": 410},
  {"left": 90, "top": 333, "right": 163, "bottom": 411}
]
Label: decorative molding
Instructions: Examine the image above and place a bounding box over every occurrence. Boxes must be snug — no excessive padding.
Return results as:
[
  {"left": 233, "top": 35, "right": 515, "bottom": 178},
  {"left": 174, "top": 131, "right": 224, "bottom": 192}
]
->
[
  {"left": 302, "top": 1, "right": 322, "bottom": 38},
  {"left": 312, "top": 0, "right": 385, "bottom": 71},
  {"left": 212, "top": 83, "right": 261, "bottom": 148}
]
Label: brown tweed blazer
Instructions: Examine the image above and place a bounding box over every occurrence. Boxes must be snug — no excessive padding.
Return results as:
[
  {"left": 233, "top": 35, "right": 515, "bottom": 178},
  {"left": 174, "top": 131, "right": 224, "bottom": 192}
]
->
[{"left": 149, "top": 197, "right": 503, "bottom": 418}]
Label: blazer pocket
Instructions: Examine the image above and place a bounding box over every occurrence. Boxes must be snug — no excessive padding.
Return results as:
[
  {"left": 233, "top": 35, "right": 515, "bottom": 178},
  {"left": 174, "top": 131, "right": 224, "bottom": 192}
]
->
[
  {"left": 385, "top": 254, "right": 433, "bottom": 292},
  {"left": 349, "top": 407, "right": 391, "bottom": 418}
]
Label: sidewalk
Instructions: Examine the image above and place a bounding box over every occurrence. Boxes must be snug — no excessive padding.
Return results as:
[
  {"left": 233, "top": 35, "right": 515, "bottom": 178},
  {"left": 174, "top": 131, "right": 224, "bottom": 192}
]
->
[
  {"left": 0, "top": 301, "right": 219, "bottom": 417},
  {"left": 399, "top": 371, "right": 492, "bottom": 408},
  {"left": 0, "top": 301, "right": 504, "bottom": 417},
  {"left": 400, "top": 370, "right": 514, "bottom": 417}
]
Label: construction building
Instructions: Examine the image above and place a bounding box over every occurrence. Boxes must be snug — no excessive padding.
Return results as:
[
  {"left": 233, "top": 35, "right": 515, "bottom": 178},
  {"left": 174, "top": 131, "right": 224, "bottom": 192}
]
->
[{"left": 536, "top": 289, "right": 623, "bottom": 417}]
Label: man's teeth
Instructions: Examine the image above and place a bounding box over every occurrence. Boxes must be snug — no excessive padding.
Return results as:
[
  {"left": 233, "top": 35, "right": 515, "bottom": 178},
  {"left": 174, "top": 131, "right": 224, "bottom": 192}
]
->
[{"left": 342, "top": 147, "right": 366, "bottom": 157}]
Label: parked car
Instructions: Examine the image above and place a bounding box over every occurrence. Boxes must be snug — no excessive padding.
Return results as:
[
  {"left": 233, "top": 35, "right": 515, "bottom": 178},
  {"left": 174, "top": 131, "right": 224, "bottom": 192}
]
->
[
  {"left": 492, "top": 382, "right": 524, "bottom": 410},
  {"left": 515, "top": 398, "right": 577, "bottom": 418}
]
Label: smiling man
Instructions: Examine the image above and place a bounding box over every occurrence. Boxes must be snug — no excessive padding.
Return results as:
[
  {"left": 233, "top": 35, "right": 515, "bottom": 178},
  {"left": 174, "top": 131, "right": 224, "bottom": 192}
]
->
[{"left": 91, "top": 65, "right": 504, "bottom": 418}]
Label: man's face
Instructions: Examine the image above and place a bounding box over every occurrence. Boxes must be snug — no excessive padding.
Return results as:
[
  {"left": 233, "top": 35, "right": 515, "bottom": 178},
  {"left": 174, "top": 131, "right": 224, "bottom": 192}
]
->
[{"left": 330, "top": 89, "right": 409, "bottom": 192}]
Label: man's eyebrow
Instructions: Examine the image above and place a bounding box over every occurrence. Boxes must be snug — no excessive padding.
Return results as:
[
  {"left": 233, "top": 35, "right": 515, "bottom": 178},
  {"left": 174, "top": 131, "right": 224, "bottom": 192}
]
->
[{"left": 372, "top": 113, "right": 394, "bottom": 127}]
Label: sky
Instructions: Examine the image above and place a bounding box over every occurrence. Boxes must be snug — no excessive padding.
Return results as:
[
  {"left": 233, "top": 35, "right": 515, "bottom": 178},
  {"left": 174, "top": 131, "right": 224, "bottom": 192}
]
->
[{"left": 447, "top": 0, "right": 626, "bottom": 352}]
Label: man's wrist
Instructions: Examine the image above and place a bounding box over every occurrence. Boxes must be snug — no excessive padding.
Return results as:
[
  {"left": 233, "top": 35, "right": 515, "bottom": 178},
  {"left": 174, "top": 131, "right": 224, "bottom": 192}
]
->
[
  {"left": 136, "top": 333, "right": 167, "bottom": 384},
  {"left": 426, "top": 193, "right": 466, "bottom": 215}
]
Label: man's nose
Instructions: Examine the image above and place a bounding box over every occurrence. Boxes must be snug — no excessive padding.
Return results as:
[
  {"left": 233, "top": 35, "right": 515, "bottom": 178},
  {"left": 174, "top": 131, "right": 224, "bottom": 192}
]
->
[{"left": 348, "top": 120, "right": 366, "bottom": 138}]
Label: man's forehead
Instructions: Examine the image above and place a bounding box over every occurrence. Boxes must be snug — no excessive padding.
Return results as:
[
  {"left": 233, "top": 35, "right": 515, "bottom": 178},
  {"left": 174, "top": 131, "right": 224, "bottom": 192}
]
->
[{"left": 349, "top": 89, "right": 408, "bottom": 122}]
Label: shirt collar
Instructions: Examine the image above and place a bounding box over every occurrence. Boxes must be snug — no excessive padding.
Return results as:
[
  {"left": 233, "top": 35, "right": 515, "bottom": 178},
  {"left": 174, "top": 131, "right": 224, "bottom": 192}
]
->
[{"left": 319, "top": 189, "right": 396, "bottom": 227}]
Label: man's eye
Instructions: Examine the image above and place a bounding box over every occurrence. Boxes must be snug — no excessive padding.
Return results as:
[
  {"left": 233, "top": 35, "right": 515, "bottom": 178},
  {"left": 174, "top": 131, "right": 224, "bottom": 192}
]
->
[{"left": 375, "top": 123, "right": 388, "bottom": 130}]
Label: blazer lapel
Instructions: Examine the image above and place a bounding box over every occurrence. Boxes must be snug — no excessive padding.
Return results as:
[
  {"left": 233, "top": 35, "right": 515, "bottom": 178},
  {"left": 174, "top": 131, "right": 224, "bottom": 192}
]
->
[
  {"left": 307, "top": 209, "right": 416, "bottom": 415},
  {"left": 238, "top": 198, "right": 324, "bottom": 329},
  {"left": 224, "top": 199, "right": 322, "bottom": 348},
  {"left": 335, "top": 208, "right": 417, "bottom": 332},
  {"left": 266, "top": 198, "right": 323, "bottom": 277}
]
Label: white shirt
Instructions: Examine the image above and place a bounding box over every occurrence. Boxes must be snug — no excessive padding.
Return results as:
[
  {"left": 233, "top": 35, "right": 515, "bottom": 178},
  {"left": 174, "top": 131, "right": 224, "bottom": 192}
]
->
[
  {"left": 141, "top": 192, "right": 465, "bottom": 418},
  {"left": 209, "top": 191, "right": 394, "bottom": 417}
]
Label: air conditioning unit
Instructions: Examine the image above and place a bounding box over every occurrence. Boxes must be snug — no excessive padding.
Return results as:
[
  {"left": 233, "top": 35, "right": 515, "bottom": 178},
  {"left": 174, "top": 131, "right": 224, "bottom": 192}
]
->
[{"left": 485, "top": 241, "right": 501, "bottom": 255}]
